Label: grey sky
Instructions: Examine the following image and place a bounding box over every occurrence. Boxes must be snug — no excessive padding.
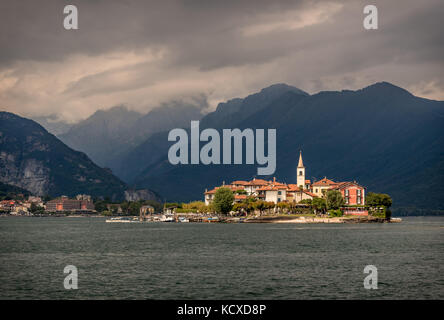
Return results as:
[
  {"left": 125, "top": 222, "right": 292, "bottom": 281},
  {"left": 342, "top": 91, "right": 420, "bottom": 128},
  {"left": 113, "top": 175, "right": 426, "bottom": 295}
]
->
[{"left": 0, "top": 0, "right": 443, "bottom": 122}]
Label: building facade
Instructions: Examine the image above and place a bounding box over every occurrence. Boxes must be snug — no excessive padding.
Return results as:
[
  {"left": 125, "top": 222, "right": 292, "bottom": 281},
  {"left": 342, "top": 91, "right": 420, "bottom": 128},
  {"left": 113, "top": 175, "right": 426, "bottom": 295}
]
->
[{"left": 46, "top": 195, "right": 94, "bottom": 212}]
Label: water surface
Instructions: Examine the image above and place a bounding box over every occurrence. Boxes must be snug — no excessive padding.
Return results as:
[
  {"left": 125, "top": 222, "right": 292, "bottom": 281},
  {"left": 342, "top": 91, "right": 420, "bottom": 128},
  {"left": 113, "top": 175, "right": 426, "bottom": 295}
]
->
[{"left": 0, "top": 216, "right": 442, "bottom": 299}]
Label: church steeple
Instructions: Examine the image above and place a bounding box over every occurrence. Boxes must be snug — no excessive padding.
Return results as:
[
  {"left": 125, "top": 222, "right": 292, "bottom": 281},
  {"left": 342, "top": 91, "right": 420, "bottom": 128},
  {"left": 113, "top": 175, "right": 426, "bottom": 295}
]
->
[
  {"left": 297, "top": 150, "right": 306, "bottom": 189},
  {"left": 297, "top": 150, "right": 304, "bottom": 168}
]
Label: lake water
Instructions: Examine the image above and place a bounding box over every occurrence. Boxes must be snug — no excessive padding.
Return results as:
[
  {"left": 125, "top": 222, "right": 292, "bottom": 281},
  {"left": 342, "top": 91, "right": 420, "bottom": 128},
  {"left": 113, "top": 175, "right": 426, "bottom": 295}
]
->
[{"left": 0, "top": 216, "right": 442, "bottom": 299}]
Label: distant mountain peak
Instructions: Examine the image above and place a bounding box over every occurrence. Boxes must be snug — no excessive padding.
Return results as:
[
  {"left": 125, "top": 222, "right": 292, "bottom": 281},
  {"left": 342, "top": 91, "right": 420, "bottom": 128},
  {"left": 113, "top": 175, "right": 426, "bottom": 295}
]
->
[
  {"left": 361, "top": 81, "right": 413, "bottom": 96},
  {"left": 260, "top": 83, "right": 309, "bottom": 96}
]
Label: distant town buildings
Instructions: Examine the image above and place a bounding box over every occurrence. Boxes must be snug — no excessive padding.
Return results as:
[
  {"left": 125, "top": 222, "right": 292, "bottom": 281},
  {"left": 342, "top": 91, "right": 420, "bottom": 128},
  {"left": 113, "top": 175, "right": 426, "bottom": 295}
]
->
[
  {"left": 0, "top": 196, "right": 44, "bottom": 215},
  {"left": 204, "top": 151, "right": 367, "bottom": 213},
  {"left": 45, "top": 195, "right": 94, "bottom": 213}
]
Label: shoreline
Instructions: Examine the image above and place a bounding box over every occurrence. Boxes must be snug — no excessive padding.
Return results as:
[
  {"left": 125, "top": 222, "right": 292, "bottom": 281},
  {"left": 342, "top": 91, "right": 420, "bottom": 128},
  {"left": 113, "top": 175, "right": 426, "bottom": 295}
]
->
[
  {"left": 0, "top": 214, "right": 402, "bottom": 223},
  {"left": 241, "top": 216, "right": 401, "bottom": 224}
]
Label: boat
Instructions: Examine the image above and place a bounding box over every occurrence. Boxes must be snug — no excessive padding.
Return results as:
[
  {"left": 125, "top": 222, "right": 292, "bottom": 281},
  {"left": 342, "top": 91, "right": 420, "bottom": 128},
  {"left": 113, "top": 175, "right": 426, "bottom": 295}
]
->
[
  {"left": 160, "top": 214, "right": 175, "bottom": 222},
  {"left": 178, "top": 217, "right": 189, "bottom": 223},
  {"left": 105, "top": 217, "right": 139, "bottom": 223}
]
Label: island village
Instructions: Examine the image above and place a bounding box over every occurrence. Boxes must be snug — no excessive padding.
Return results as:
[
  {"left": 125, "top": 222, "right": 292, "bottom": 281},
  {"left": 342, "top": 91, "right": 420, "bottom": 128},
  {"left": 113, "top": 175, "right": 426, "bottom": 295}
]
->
[{"left": 0, "top": 151, "right": 395, "bottom": 223}]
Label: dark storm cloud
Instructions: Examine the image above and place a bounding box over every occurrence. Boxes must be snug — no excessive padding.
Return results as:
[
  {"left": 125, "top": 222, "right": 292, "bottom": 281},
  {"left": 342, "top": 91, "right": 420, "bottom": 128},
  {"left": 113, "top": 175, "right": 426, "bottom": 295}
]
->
[
  {"left": 0, "top": 0, "right": 308, "bottom": 66},
  {"left": 0, "top": 0, "right": 442, "bottom": 121}
]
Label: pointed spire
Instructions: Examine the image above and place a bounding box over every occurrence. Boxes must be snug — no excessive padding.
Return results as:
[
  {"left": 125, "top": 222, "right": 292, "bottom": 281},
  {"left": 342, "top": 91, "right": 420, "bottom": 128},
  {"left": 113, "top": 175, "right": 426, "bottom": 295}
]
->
[{"left": 298, "top": 150, "right": 304, "bottom": 168}]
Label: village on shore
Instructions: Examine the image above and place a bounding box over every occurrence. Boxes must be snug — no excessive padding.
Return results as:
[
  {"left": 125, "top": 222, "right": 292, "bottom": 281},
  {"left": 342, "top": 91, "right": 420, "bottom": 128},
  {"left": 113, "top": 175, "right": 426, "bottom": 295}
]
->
[{"left": 0, "top": 152, "right": 398, "bottom": 224}]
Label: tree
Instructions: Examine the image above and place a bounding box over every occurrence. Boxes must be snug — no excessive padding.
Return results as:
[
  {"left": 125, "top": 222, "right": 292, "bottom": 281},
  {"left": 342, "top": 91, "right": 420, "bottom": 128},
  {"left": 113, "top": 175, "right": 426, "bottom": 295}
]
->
[
  {"left": 128, "top": 202, "right": 142, "bottom": 215},
  {"left": 30, "top": 202, "right": 44, "bottom": 214},
  {"left": 326, "top": 190, "right": 344, "bottom": 210},
  {"left": 245, "top": 198, "right": 257, "bottom": 215},
  {"left": 212, "top": 187, "right": 234, "bottom": 215},
  {"left": 232, "top": 202, "right": 247, "bottom": 215},
  {"left": 277, "top": 202, "right": 289, "bottom": 214},
  {"left": 366, "top": 192, "right": 392, "bottom": 208},
  {"left": 253, "top": 200, "right": 266, "bottom": 216},
  {"left": 120, "top": 201, "right": 129, "bottom": 214},
  {"left": 312, "top": 197, "right": 326, "bottom": 214},
  {"left": 94, "top": 200, "right": 107, "bottom": 213},
  {"left": 366, "top": 192, "right": 392, "bottom": 219},
  {"left": 379, "top": 194, "right": 392, "bottom": 208},
  {"left": 265, "top": 201, "right": 276, "bottom": 215}
]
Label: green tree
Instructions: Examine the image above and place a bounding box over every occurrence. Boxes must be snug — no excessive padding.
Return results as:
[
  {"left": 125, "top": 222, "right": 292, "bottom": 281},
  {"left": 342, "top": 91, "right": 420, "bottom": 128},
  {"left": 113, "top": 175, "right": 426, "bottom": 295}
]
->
[
  {"left": 329, "top": 209, "right": 343, "bottom": 217},
  {"left": 125, "top": 202, "right": 142, "bottom": 215},
  {"left": 94, "top": 200, "right": 107, "bottom": 213},
  {"left": 277, "top": 202, "right": 289, "bottom": 214},
  {"left": 212, "top": 187, "right": 234, "bottom": 215},
  {"left": 366, "top": 192, "right": 392, "bottom": 219},
  {"left": 312, "top": 197, "right": 327, "bottom": 214},
  {"left": 326, "top": 190, "right": 344, "bottom": 210},
  {"left": 120, "top": 201, "right": 129, "bottom": 214},
  {"left": 232, "top": 202, "right": 247, "bottom": 215},
  {"left": 253, "top": 200, "right": 266, "bottom": 216},
  {"left": 30, "top": 202, "right": 44, "bottom": 214},
  {"left": 265, "top": 201, "right": 276, "bottom": 215}
]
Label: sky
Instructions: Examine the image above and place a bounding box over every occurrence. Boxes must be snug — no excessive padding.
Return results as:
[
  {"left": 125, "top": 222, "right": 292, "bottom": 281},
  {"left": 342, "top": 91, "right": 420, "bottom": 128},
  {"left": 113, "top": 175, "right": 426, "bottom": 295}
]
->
[{"left": 0, "top": 0, "right": 443, "bottom": 122}]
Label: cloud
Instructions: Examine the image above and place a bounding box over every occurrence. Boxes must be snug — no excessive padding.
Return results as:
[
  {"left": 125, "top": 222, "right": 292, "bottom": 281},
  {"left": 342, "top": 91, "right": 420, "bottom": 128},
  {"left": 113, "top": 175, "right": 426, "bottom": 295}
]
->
[
  {"left": 241, "top": 2, "right": 343, "bottom": 37},
  {"left": 0, "top": 0, "right": 442, "bottom": 122}
]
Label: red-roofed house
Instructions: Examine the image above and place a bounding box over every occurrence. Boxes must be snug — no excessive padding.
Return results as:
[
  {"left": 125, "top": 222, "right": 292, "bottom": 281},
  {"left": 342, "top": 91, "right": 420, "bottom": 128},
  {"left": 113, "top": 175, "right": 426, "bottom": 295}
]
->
[
  {"left": 330, "top": 181, "right": 366, "bottom": 206},
  {"left": 312, "top": 177, "right": 337, "bottom": 197}
]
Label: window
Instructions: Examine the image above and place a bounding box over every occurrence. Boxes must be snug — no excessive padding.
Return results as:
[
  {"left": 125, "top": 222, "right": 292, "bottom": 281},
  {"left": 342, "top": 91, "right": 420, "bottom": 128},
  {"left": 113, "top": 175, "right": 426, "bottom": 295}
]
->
[
  {"left": 277, "top": 198, "right": 281, "bottom": 202},
  {"left": 315, "top": 189, "right": 318, "bottom": 193},
  {"left": 278, "top": 191, "right": 282, "bottom": 195},
  {"left": 299, "top": 171, "right": 303, "bottom": 176},
  {"left": 357, "top": 197, "right": 361, "bottom": 204}
]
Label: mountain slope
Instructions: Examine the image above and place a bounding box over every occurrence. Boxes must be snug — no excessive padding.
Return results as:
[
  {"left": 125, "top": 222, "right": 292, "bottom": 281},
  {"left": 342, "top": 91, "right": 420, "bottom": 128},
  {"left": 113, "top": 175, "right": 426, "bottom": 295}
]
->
[
  {"left": 126, "top": 82, "right": 444, "bottom": 213},
  {"left": 58, "top": 106, "right": 143, "bottom": 168},
  {"left": 58, "top": 103, "right": 205, "bottom": 169},
  {"left": 0, "top": 112, "right": 128, "bottom": 200},
  {"left": 116, "top": 84, "right": 308, "bottom": 182},
  {"left": 0, "top": 181, "right": 31, "bottom": 200}
]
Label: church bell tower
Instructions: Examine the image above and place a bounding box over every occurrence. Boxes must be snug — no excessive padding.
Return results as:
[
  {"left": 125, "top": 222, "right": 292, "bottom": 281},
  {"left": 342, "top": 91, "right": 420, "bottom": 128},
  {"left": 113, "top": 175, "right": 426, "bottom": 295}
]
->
[{"left": 297, "top": 151, "right": 305, "bottom": 189}]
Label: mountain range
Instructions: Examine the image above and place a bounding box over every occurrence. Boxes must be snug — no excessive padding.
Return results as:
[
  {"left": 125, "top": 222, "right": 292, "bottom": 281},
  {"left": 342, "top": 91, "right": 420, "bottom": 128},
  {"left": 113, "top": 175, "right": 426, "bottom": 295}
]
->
[
  {"left": 0, "top": 112, "right": 159, "bottom": 202},
  {"left": 28, "top": 82, "right": 444, "bottom": 214},
  {"left": 58, "top": 102, "right": 205, "bottom": 169}
]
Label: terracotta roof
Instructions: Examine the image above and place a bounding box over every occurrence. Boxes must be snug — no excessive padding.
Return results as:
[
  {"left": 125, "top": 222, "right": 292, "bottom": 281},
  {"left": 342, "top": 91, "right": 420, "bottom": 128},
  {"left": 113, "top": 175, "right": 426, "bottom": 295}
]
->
[
  {"left": 234, "top": 195, "right": 247, "bottom": 200},
  {"left": 330, "top": 181, "right": 365, "bottom": 190},
  {"left": 204, "top": 185, "right": 244, "bottom": 194},
  {"left": 257, "top": 185, "right": 288, "bottom": 191},
  {"left": 312, "top": 177, "right": 336, "bottom": 186},
  {"left": 231, "top": 180, "right": 249, "bottom": 185},
  {"left": 305, "top": 180, "right": 311, "bottom": 184},
  {"left": 287, "top": 184, "right": 302, "bottom": 191},
  {"left": 246, "top": 178, "right": 269, "bottom": 186},
  {"left": 303, "top": 190, "right": 317, "bottom": 197}
]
